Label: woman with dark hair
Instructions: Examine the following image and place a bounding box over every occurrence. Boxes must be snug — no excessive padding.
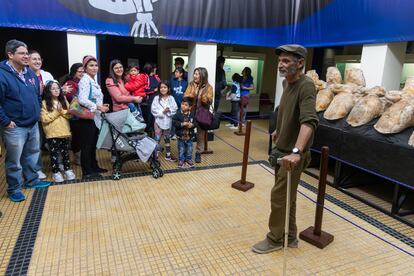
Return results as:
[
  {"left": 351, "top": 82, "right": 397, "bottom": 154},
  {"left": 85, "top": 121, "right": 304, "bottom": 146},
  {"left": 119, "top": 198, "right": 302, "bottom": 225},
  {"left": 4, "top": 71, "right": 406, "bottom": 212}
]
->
[
  {"left": 184, "top": 67, "right": 213, "bottom": 163},
  {"left": 62, "top": 63, "right": 84, "bottom": 102},
  {"left": 106, "top": 59, "right": 142, "bottom": 112},
  {"left": 75, "top": 55, "right": 109, "bottom": 179},
  {"left": 240, "top": 67, "right": 255, "bottom": 124}
]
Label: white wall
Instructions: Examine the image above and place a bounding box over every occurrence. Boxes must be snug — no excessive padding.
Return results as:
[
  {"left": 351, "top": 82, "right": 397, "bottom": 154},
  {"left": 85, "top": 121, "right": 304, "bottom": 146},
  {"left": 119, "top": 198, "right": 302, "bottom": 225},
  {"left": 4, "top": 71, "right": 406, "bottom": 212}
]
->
[
  {"left": 360, "top": 42, "right": 407, "bottom": 90},
  {"left": 66, "top": 32, "right": 97, "bottom": 69},
  {"left": 187, "top": 42, "right": 217, "bottom": 89}
]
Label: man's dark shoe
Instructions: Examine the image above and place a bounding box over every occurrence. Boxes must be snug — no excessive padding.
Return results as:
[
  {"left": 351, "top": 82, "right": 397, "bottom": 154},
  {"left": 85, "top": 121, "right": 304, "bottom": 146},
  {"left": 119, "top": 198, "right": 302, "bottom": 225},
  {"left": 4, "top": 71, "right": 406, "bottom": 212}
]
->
[
  {"left": 25, "top": 181, "right": 51, "bottom": 189},
  {"left": 252, "top": 238, "right": 283, "bottom": 254},
  {"left": 9, "top": 191, "right": 26, "bottom": 202},
  {"left": 288, "top": 238, "right": 299, "bottom": 248},
  {"left": 195, "top": 151, "right": 201, "bottom": 163}
]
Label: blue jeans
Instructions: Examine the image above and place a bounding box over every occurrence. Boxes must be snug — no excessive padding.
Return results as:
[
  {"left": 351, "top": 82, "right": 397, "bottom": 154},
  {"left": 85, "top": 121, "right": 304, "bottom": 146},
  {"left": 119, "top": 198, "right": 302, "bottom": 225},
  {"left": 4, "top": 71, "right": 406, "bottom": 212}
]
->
[
  {"left": 2, "top": 123, "right": 41, "bottom": 195},
  {"left": 230, "top": 101, "right": 240, "bottom": 126},
  {"left": 177, "top": 139, "right": 193, "bottom": 162}
]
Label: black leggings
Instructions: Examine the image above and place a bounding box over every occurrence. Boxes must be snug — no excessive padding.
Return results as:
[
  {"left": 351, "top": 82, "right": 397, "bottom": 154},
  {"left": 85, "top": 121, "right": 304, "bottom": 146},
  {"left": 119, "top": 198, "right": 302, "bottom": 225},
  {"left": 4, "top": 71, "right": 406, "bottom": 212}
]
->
[{"left": 47, "top": 138, "right": 71, "bottom": 173}]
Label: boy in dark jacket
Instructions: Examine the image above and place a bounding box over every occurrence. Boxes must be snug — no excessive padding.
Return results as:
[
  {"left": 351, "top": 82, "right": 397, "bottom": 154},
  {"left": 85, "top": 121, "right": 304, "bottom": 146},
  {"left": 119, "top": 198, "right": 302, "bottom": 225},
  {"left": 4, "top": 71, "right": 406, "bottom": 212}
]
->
[{"left": 172, "top": 97, "right": 197, "bottom": 168}]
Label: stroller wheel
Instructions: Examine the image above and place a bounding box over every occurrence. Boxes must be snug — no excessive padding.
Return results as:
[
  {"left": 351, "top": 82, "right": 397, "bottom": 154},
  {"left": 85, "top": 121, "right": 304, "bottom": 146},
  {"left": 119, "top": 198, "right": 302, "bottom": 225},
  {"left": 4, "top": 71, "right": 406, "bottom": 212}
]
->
[
  {"left": 152, "top": 168, "right": 160, "bottom": 179},
  {"left": 112, "top": 171, "right": 122, "bottom": 180}
]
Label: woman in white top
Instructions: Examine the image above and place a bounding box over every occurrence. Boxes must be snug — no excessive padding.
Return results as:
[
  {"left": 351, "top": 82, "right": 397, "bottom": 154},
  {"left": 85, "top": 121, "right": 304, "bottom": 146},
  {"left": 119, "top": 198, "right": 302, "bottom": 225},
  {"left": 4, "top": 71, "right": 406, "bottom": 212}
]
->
[
  {"left": 75, "top": 55, "right": 109, "bottom": 179},
  {"left": 151, "top": 81, "right": 178, "bottom": 161}
]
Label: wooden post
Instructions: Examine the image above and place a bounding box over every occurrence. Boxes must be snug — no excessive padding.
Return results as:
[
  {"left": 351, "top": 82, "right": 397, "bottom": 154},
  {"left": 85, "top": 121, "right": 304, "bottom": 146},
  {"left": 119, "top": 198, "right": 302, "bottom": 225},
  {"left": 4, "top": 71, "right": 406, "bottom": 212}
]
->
[
  {"left": 201, "top": 130, "right": 213, "bottom": 154},
  {"left": 299, "top": 146, "right": 334, "bottom": 248},
  {"left": 232, "top": 120, "right": 254, "bottom": 191},
  {"left": 234, "top": 101, "right": 245, "bottom": 136}
]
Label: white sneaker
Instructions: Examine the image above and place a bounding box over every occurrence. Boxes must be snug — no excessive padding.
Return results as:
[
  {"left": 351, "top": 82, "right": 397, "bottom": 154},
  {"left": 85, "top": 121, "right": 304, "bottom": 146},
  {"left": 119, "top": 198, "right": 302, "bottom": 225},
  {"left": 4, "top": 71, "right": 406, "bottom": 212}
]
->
[
  {"left": 64, "top": 170, "right": 76, "bottom": 181},
  {"left": 225, "top": 123, "right": 233, "bottom": 127},
  {"left": 37, "top": 170, "right": 47, "bottom": 179},
  {"left": 229, "top": 126, "right": 239, "bottom": 130},
  {"left": 170, "top": 135, "right": 177, "bottom": 140},
  {"left": 52, "top": 172, "right": 64, "bottom": 183}
]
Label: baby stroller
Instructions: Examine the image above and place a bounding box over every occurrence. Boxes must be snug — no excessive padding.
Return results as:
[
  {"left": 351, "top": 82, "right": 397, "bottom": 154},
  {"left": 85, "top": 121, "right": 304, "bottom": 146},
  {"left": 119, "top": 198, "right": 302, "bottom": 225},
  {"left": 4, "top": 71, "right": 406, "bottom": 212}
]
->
[{"left": 97, "top": 109, "right": 163, "bottom": 180}]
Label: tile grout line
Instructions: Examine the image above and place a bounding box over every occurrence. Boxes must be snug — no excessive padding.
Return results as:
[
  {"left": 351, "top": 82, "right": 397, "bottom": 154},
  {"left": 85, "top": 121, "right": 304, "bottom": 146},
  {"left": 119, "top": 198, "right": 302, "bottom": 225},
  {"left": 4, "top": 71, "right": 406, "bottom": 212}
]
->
[{"left": 5, "top": 188, "right": 48, "bottom": 276}]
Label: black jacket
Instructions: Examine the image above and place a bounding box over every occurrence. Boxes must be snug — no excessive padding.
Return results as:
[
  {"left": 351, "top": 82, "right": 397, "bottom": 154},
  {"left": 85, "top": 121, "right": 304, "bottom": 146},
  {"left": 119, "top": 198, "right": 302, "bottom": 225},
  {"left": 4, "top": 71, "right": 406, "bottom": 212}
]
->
[{"left": 172, "top": 110, "right": 197, "bottom": 139}]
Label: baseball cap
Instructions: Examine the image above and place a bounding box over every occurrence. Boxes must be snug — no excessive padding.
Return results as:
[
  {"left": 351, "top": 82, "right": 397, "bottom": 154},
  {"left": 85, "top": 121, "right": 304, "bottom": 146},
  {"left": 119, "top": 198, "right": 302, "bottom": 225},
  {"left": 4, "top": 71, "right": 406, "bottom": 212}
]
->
[{"left": 275, "top": 44, "right": 307, "bottom": 59}]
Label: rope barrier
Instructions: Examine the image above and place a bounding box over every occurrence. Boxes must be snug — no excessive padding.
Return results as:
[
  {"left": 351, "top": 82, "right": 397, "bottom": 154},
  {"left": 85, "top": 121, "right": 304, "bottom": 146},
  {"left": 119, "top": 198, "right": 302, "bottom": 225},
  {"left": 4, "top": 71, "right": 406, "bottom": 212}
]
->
[
  {"left": 220, "top": 113, "right": 414, "bottom": 192},
  {"left": 214, "top": 131, "right": 414, "bottom": 258}
]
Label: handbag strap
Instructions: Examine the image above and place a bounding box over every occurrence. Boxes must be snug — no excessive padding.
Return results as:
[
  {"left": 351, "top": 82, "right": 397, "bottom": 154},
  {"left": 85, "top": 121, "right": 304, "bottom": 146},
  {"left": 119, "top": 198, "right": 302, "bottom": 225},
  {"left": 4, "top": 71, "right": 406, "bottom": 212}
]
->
[{"left": 76, "top": 79, "right": 93, "bottom": 100}]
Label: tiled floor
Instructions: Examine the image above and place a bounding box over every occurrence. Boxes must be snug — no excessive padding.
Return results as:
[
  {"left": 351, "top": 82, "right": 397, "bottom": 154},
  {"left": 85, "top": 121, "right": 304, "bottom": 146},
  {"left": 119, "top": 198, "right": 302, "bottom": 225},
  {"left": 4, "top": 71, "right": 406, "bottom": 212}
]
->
[{"left": 0, "top": 120, "right": 413, "bottom": 275}]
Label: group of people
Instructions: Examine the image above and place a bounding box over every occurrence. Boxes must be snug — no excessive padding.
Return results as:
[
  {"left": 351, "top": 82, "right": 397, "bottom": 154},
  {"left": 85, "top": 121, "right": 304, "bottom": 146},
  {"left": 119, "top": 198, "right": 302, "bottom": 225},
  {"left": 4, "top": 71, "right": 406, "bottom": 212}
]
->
[
  {"left": 0, "top": 39, "right": 219, "bottom": 202},
  {"left": 1, "top": 37, "right": 318, "bottom": 256}
]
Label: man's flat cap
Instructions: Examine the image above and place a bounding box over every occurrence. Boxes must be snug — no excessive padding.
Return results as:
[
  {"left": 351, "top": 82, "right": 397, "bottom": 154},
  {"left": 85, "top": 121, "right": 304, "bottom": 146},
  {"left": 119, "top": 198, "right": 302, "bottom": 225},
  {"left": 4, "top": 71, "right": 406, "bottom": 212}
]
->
[{"left": 275, "top": 44, "right": 307, "bottom": 58}]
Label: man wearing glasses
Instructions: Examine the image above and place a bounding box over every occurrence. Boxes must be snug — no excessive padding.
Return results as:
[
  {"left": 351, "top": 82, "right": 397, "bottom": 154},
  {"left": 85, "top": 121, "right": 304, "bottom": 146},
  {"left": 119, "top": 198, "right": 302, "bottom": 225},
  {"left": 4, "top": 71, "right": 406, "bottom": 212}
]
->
[{"left": 0, "top": 39, "right": 50, "bottom": 202}]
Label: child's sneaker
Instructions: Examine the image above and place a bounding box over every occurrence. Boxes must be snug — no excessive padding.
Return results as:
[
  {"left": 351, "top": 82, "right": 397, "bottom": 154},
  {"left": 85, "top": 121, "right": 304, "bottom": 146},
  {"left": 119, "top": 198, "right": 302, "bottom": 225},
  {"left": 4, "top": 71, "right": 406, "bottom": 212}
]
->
[
  {"left": 64, "top": 170, "right": 76, "bottom": 181},
  {"left": 177, "top": 161, "right": 185, "bottom": 168},
  {"left": 52, "top": 172, "right": 64, "bottom": 183},
  {"left": 165, "top": 154, "right": 177, "bottom": 162},
  {"left": 186, "top": 160, "right": 195, "bottom": 168}
]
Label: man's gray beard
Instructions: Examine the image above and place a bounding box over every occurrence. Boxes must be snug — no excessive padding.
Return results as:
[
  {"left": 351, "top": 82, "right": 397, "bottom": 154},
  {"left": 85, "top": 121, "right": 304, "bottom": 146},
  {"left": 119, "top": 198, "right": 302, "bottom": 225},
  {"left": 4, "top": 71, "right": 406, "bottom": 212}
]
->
[{"left": 279, "top": 68, "right": 297, "bottom": 78}]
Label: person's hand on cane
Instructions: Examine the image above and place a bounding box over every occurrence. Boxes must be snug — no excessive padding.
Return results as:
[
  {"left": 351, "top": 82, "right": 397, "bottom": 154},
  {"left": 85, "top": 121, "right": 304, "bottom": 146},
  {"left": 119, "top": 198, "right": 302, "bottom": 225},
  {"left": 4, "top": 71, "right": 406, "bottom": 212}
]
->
[{"left": 281, "top": 153, "right": 301, "bottom": 171}]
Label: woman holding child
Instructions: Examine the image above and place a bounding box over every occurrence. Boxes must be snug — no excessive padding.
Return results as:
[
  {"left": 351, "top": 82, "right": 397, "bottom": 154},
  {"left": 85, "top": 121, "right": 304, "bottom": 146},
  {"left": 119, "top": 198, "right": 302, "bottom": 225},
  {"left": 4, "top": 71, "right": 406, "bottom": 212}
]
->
[{"left": 105, "top": 60, "right": 143, "bottom": 112}]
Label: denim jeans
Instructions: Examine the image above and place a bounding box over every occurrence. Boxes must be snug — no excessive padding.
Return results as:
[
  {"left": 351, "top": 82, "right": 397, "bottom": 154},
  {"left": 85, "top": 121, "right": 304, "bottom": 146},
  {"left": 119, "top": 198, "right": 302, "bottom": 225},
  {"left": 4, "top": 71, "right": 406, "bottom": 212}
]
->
[
  {"left": 230, "top": 101, "right": 240, "bottom": 126},
  {"left": 177, "top": 139, "right": 193, "bottom": 162},
  {"left": 2, "top": 123, "right": 41, "bottom": 195}
]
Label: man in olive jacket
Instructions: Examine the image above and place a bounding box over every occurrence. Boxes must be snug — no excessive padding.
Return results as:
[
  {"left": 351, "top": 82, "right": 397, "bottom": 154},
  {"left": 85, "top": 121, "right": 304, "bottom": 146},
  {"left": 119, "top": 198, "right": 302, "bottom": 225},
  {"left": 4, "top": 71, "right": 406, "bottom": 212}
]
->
[{"left": 252, "top": 44, "right": 318, "bottom": 253}]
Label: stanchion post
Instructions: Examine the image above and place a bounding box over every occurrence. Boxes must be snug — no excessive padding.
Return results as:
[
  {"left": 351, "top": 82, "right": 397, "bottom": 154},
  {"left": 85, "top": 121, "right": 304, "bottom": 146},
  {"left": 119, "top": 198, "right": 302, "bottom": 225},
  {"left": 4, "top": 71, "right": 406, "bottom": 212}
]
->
[
  {"left": 299, "top": 146, "right": 334, "bottom": 249},
  {"left": 231, "top": 120, "right": 254, "bottom": 191},
  {"left": 234, "top": 101, "right": 245, "bottom": 136},
  {"left": 201, "top": 130, "right": 213, "bottom": 154}
]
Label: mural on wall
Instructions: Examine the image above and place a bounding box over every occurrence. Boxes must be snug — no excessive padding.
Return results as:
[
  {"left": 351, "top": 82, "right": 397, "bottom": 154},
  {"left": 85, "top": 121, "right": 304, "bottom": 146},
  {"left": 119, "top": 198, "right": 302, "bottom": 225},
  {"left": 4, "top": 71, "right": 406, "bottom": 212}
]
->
[
  {"left": 88, "top": 0, "right": 159, "bottom": 38},
  {"left": 2, "top": 0, "right": 414, "bottom": 47}
]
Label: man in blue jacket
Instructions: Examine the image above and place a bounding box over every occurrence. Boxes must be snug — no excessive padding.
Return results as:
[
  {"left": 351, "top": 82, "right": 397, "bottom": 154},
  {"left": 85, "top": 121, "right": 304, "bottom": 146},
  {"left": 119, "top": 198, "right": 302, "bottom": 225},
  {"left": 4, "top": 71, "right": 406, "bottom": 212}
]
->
[{"left": 0, "top": 39, "right": 50, "bottom": 202}]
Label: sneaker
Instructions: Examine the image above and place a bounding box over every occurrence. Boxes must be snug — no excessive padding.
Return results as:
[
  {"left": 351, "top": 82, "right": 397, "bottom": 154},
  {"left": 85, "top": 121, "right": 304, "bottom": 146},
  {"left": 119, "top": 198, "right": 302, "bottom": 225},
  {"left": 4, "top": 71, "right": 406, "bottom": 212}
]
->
[
  {"left": 177, "top": 161, "right": 185, "bottom": 168},
  {"left": 195, "top": 152, "right": 201, "bottom": 163},
  {"left": 225, "top": 123, "right": 233, "bottom": 127},
  {"left": 252, "top": 238, "right": 283, "bottom": 254},
  {"left": 9, "top": 191, "right": 26, "bottom": 202},
  {"left": 64, "top": 170, "right": 76, "bottom": 181},
  {"left": 52, "top": 172, "right": 64, "bottom": 183},
  {"left": 37, "top": 170, "right": 47, "bottom": 179},
  {"left": 229, "top": 125, "right": 239, "bottom": 130},
  {"left": 186, "top": 160, "right": 195, "bottom": 168},
  {"left": 170, "top": 135, "right": 177, "bottom": 140},
  {"left": 165, "top": 155, "right": 177, "bottom": 162},
  {"left": 25, "top": 180, "right": 51, "bottom": 189}
]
